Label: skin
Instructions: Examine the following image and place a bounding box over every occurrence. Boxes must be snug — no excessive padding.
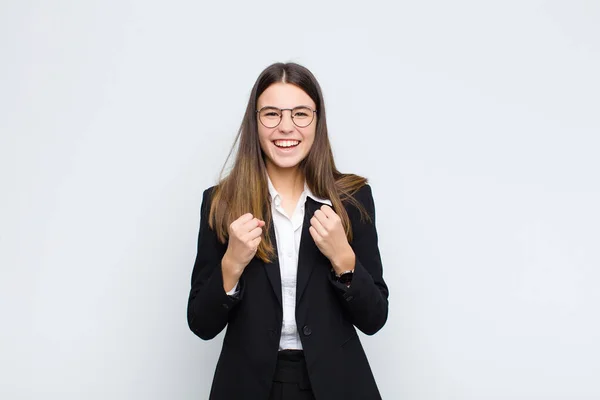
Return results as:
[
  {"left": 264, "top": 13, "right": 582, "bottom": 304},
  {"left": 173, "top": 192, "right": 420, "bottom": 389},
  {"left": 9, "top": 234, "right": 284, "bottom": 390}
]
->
[{"left": 222, "top": 82, "right": 355, "bottom": 293}]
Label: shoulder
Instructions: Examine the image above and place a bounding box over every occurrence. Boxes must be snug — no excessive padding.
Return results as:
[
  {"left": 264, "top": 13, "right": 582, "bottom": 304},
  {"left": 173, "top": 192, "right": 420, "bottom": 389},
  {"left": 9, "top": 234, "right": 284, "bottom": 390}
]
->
[
  {"left": 343, "top": 182, "right": 374, "bottom": 208},
  {"left": 200, "top": 185, "right": 219, "bottom": 215},
  {"left": 202, "top": 185, "right": 218, "bottom": 200},
  {"left": 334, "top": 173, "right": 371, "bottom": 204},
  {"left": 203, "top": 183, "right": 228, "bottom": 201},
  {"left": 342, "top": 182, "right": 376, "bottom": 226},
  {"left": 350, "top": 183, "right": 374, "bottom": 205}
]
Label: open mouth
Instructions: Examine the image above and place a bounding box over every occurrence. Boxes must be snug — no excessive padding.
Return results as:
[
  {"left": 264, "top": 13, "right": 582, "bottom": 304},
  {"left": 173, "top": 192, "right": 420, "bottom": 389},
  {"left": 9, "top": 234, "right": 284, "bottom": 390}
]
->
[{"left": 273, "top": 139, "right": 300, "bottom": 149}]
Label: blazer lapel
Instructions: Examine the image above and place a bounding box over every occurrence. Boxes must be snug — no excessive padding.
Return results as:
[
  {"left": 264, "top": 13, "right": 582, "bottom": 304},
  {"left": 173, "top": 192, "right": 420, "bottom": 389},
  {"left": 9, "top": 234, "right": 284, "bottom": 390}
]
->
[
  {"left": 296, "top": 197, "right": 323, "bottom": 305},
  {"left": 263, "top": 220, "right": 282, "bottom": 308},
  {"left": 263, "top": 197, "right": 328, "bottom": 308}
]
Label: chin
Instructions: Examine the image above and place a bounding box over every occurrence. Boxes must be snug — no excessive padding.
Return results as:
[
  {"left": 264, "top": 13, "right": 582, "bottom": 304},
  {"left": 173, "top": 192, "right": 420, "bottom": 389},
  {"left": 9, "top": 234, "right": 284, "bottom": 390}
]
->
[
  {"left": 268, "top": 156, "right": 307, "bottom": 170},
  {"left": 272, "top": 161, "right": 301, "bottom": 170}
]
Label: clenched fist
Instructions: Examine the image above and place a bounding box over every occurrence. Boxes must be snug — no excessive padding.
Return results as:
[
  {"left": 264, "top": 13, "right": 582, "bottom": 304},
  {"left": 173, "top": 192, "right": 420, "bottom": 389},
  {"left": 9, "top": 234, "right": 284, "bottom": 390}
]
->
[
  {"left": 221, "top": 213, "right": 265, "bottom": 292},
  {"left": 309, "top": 205, "right": 356, "bottom": 275}
]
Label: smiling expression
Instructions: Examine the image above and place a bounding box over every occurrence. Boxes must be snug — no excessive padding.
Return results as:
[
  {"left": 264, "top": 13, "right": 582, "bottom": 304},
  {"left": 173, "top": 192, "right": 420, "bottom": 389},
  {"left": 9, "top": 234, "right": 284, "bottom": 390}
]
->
[{"left": 256, "top": 82, "right": 317, "bottom": 173}]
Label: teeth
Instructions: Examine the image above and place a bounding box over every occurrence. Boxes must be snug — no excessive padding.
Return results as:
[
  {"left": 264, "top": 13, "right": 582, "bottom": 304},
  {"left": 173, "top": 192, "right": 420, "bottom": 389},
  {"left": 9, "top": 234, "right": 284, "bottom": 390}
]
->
[{"left": 274, "top": 140, "right": 299, "bottom": 148}]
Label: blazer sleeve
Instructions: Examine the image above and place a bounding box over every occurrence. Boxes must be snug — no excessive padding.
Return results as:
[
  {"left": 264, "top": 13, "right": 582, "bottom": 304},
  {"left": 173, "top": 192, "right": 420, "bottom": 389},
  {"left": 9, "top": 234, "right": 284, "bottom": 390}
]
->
[
  {"left": 187, "top": 187, "right": 244, "bottom": 340},
  {"left": 329, "top": 184, "right": 389, "bottom": 335}
]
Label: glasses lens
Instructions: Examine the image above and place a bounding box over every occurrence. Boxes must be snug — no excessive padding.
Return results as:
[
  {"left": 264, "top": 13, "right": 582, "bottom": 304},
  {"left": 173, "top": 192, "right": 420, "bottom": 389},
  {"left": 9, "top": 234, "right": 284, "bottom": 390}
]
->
[
  {"left": 292, "top": 107, "right": 314, "bottom": 127},
  {"left": 259, "top": 107, "right": 281, "bottom": 128}
]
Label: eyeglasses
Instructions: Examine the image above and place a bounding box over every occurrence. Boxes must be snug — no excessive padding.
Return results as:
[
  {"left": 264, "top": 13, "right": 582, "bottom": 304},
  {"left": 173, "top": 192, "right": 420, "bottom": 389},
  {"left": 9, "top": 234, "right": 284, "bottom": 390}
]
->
[{"left": 256, "top": 106, "right": 317, "bottom": 128}]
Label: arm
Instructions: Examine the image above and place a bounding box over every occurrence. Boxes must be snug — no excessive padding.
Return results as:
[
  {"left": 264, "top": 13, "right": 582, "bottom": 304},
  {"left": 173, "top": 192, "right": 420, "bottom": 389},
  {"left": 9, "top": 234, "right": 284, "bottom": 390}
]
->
[
  {"left": 187, "top": 187, "right": 243, "bottom": 340},
  {"left": 329, "top": 184, "right": 389, "bottom": 335}
]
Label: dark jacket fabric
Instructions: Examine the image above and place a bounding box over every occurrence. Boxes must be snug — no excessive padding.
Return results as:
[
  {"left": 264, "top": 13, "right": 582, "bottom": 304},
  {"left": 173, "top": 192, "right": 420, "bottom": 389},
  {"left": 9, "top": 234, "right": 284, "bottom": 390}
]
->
[{"left": 187, "top": 184, "right": 389, "bottom": 399}]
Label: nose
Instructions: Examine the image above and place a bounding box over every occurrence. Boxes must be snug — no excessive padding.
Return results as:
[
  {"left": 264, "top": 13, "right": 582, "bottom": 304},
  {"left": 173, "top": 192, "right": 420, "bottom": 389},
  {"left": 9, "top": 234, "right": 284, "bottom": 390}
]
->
[{"left": 278, "top": 110, "right": 295, "bottom": 133}]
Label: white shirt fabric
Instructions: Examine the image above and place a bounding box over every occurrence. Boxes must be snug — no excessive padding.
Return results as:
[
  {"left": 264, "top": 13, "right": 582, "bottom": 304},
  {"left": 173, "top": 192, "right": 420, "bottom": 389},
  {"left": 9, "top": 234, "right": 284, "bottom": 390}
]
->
[{"left": 226, "top": 176, "right": 332, "bottom": 350}]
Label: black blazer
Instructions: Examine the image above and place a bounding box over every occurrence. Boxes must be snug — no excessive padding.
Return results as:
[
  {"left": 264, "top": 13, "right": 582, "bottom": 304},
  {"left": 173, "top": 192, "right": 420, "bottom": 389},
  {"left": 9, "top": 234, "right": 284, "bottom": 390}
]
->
[{"left": 187, "top": 184, "right": 389, "bottom": 399}]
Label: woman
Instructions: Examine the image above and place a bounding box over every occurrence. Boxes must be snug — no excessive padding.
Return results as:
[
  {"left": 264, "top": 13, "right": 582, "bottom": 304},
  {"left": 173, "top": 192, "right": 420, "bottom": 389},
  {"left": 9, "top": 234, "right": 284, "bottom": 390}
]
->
[{"left": 187, "top": 62, "right": 389, "bottom": 400}]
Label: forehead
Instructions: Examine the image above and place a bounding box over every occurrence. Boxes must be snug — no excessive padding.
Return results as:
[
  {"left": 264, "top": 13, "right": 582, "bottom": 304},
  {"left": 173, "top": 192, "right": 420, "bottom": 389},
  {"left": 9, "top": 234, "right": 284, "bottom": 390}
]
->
[{"left": 257, "top": 82, "right": 316, "bottom": 109}]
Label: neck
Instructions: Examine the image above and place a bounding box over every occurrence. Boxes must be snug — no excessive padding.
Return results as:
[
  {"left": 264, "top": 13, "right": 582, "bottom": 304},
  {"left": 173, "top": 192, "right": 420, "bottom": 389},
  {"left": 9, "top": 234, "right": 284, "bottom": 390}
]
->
[{"left": 266, "top": 164, "right": 304, "bottom": 198}]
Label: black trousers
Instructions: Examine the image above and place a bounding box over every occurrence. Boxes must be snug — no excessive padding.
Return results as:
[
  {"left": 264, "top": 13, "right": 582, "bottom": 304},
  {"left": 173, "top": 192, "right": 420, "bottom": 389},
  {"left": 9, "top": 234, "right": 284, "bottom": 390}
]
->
[{"left": 268, "top": 350, "right": 315, "bottom": 400}]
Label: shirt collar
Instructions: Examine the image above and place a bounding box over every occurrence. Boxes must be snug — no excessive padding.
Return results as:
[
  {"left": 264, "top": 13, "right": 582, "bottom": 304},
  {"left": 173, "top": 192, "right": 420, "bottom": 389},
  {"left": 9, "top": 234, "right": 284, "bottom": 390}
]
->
[{"left": 266, "top": 174, "right": 332, "bottom": 206}]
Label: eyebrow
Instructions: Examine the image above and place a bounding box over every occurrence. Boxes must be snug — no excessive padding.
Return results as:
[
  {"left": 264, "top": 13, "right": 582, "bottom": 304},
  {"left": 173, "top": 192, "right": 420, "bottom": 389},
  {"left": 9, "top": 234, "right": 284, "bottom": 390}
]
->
[{"left": 259, "top": 105, "right": 315, "bottom": 109}]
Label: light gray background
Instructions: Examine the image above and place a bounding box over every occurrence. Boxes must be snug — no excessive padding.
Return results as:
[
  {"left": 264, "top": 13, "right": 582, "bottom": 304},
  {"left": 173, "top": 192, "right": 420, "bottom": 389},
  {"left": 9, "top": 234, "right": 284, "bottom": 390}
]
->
[{"left": 1, "top": 1, "right": 599, "bottom": 399}]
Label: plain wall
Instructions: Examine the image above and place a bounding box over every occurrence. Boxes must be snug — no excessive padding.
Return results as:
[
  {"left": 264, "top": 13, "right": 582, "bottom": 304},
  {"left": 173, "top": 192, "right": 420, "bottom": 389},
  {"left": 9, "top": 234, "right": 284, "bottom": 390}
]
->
[{"left": 1, "top": 1, "right": 599, "bottom": 399}]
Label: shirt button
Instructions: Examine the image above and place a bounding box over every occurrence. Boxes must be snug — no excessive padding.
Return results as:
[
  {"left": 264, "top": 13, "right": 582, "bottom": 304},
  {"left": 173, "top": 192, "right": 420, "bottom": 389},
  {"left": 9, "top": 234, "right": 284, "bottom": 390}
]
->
[
  {"left": 286, "top": 251, "right": 293, "bottom": 258},
  {"left": 302, "top": 325, "right": 312, "bottom": 336}
]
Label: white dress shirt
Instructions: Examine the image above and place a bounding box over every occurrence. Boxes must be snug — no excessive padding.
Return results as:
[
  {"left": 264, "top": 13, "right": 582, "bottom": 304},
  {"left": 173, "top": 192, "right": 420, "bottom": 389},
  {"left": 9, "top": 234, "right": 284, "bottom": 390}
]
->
[{"left": 226, "top": 176, "right": 332, "bottom": 350}]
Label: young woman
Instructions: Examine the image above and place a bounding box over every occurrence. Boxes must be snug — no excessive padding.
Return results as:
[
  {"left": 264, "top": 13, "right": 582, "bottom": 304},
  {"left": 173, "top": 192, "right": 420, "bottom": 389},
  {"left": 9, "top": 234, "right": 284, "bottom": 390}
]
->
[{"left": 187, "top": 62, "right": 389, "bottom": 400}]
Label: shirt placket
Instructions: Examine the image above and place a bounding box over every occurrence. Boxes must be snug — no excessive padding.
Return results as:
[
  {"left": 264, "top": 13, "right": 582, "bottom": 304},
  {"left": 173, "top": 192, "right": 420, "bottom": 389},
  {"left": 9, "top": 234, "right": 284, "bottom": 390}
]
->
[{"left": 273, "top": 196, "right": 297, "bottom": 346}]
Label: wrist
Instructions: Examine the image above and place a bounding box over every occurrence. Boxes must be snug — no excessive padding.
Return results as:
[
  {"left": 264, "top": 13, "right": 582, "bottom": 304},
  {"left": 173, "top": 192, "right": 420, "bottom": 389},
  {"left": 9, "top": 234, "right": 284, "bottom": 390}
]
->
[
  {"left": 222, "top": 252, "right": 242, "bottom": 272},
  {"left": 331, "top": 246, "right": 355, "bottom": 275},
  {"left": 332, "top": 268, "right": 354, "bottom": 288},
  {"left": 222, "top": 254, "right": 243, "bottom": 280}
]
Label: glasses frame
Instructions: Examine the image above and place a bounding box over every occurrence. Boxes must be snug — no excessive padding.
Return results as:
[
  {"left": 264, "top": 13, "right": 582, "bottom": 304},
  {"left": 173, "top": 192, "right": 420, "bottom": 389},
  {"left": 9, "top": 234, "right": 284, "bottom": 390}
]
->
[{"left": 256, "top": 106, "right": 317, "bottom": 128}]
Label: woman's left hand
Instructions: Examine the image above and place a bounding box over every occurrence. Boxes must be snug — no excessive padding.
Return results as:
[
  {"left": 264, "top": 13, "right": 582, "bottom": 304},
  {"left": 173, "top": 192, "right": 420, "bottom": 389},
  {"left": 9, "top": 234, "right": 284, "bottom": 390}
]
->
[{"left": 309, "top": 205, "right": 356, "bottom": 274}]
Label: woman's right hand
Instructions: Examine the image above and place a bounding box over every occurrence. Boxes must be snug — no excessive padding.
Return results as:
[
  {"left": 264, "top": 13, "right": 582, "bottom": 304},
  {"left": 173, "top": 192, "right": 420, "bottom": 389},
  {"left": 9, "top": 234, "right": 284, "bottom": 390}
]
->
[{"left": 222, "top": 213, "right": 265, "bottom": 284}]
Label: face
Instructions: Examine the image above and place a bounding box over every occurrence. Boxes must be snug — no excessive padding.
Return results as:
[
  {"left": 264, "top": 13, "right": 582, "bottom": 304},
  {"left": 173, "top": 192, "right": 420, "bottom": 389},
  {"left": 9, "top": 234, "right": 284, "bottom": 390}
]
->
[{"left": 256, "top": 82, "right": 317, "bottom": 173}]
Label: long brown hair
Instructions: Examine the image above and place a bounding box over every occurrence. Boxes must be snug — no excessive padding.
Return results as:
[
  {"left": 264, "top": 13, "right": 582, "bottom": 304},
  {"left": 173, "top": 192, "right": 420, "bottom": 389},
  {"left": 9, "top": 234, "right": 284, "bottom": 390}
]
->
[{"left": 209, "top": 62, "right": 369, "bottom": 263}]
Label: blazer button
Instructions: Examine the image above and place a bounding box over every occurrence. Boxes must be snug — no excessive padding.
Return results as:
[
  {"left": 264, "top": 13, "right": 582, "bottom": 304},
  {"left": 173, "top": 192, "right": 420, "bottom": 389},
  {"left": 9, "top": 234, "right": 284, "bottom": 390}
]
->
[
  {"left": 222, "top": 303, "right": 230, "bottom": 310},
  {"left": 302, "top": 325, "right": 312, "bottom": 336}
]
